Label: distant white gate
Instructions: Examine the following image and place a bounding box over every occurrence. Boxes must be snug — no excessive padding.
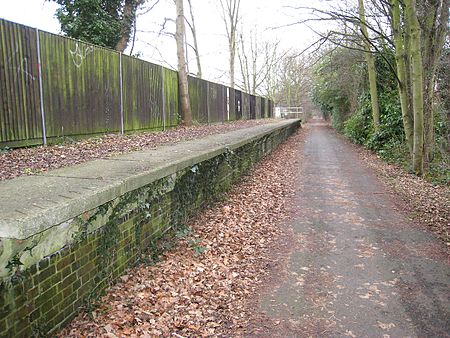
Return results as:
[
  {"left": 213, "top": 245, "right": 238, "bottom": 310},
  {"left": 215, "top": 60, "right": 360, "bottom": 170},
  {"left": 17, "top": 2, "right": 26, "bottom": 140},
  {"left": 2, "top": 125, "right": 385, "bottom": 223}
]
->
[{"left": 275, "top": 106, "right": 304, "bottom": 119}]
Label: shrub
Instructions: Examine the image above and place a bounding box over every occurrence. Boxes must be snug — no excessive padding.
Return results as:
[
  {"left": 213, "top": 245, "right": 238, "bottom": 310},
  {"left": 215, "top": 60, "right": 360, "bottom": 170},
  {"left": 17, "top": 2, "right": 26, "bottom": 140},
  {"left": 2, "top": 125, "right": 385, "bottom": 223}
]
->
[{"left": 344, "top": 93, "right": 373, "bottom": 144}]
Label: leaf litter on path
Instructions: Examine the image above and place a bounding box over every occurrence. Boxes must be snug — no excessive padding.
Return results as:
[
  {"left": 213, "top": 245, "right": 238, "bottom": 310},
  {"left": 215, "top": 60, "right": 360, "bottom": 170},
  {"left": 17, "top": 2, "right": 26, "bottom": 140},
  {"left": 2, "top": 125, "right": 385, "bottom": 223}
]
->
[
  {"left": 0, "top": 120, "right": 273, "bottom": 181},
  {"left": 60, "top": 126, "right": 306, "bottom": 337}
]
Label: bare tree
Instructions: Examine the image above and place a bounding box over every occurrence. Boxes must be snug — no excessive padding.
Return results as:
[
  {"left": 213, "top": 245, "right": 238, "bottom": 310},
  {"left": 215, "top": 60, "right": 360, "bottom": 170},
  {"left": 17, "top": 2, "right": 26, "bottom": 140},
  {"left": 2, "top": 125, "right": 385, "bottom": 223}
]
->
[
  {"left": 175, "top": 0, "right": 192, "bottom": 126},
  {"left": 237, "top": 30, "right": 280, "bottom": 95},
  {"left": 116, "top": 0, "right": 163, "bottom": 52},
  {"left": 274, "top": 53, "right": 317, "bottom": 111},
  {"left": 219, "top": 0, "right": 241, "bottom": 88},
  {"left": 129, "top": 0, "right": 161, "bottom": 55},
  {"left": 186, "top": 0, "right": 202, "bottom": 77},
  {"left": 389, "top": 0, "right": 448, "bottom": 174},
  {"left": 288, "top": 0, "right": 448, "bottom": 175}
]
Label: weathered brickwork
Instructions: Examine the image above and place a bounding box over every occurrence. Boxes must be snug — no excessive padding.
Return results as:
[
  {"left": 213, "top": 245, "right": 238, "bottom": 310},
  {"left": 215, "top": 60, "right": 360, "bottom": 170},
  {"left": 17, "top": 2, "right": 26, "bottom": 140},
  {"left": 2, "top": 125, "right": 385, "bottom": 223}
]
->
[{"left": 0, "top": 122, "right": 299, "bottom": 337}]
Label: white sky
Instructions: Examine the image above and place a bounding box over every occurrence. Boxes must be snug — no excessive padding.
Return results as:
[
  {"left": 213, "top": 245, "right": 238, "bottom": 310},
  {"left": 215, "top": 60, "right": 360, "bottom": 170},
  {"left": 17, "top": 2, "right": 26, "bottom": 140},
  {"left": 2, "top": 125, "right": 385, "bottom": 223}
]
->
[{"left": 0, "top": 0, "right": 329, "bottom": 85}]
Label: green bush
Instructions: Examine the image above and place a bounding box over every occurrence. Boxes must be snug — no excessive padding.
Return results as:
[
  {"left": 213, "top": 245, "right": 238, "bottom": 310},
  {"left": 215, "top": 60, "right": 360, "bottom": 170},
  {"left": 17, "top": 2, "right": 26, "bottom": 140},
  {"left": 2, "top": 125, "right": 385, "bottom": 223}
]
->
[
  {"left": 331, "top": 110, "right": 345, "bottom": 131},
  {"left": 344, "top": 94, "right": 373, "bottom": 144},
  {"left": 365, "top": 91, "right": 403, "bottom": 152},
  {"left": 426, "top": 102, "right": 450, "bottom": 184}
]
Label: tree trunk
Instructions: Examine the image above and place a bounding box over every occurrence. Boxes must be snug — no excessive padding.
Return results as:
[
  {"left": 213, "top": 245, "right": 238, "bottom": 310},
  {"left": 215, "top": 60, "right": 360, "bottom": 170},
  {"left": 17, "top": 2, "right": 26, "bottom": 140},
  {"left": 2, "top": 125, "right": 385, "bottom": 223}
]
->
[
  {"left": 391, "top": 0, "right": 414, "bottom": 154},
  {"left": 358, "top": 0, "right": 380, "bottom": 130},
  {"left": 405, "top": 0, "right": 424, "bottom": 175},
  {"left": 187, "top": 0, "right": 202, "bottom": 78},
  {"left": 237, "top": 35, "right": 249, "bottom": 92},
  {"left": 115, "top": 0, "right": 138, "bottom": 52},
  {"left": 175, "top": 0, "right": 193, "bottom": 126},
  {"left": 419, "top": 0, "right": 449, "bottom": 166},
  {"left": 220, "top": 0, "right": 240, "bottom": 89},
  {"left": 230, "top": 39, "right": 235, "bottom": 89}
]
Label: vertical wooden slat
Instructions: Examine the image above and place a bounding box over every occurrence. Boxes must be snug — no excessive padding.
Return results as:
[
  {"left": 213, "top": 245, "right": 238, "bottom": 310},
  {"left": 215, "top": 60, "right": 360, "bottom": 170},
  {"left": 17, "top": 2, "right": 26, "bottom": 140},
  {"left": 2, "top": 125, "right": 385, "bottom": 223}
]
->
[
  {"left": 40, "top": 31, "right": 121, "bottom": 138},
  {"left": 121, "top": 55, "right": 163, "bottom": 131},
  {"left": 1, "top": 18, "right": 272, "bottom": 148},
  {"left": 0, "top": 19, "right": 41, "bottom": 145}
]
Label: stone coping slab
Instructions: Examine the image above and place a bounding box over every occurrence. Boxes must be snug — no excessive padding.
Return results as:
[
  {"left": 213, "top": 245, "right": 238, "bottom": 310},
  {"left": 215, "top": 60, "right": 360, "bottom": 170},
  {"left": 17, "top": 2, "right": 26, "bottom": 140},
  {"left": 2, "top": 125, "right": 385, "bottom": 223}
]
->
[{"left": 0, "top": 120, "right": 299, "bottom": 239}]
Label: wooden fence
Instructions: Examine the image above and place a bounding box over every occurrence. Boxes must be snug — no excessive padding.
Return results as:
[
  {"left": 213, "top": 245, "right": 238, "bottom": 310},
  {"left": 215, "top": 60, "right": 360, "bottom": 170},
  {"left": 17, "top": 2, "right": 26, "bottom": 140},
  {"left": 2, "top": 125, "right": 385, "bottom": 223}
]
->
[{"left": 0, "top": 19, "right": 274, "bottom": 147}]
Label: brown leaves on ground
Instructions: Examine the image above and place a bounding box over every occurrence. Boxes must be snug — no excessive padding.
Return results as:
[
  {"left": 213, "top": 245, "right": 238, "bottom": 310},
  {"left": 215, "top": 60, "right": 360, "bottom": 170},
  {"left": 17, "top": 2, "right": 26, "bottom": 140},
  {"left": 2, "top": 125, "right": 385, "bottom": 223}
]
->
[
  {"left": 344, "top": 132, "right": 450, "bottom": 245},
  {"left": 60, "top": 129, "right": 305, "bottom": 337},
  {"left": 0, "top": 120, "right": 272, "bottom": 181}
]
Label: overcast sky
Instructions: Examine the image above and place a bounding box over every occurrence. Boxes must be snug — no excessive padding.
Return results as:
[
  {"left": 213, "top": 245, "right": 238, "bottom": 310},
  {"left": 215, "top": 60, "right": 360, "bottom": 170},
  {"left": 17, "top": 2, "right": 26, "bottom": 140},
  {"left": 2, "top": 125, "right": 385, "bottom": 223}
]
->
[{"left": 0, "top": 0, "right": 330, "bottom": 85}]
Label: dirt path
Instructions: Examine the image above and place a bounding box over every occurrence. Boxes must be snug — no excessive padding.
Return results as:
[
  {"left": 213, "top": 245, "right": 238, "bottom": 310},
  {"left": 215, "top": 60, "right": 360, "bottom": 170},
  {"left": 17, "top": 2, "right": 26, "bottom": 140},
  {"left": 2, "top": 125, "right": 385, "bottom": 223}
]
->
[{"left": 250, "top": 121, "right": 450, "bottom": 337}]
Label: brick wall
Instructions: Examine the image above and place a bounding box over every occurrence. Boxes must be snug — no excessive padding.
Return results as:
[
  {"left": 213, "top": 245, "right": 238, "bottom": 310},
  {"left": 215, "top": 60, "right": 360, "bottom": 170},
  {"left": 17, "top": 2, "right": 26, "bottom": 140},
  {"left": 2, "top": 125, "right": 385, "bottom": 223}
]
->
[{"left": 0, "top": 122, "right": 299, "bottom": 337}]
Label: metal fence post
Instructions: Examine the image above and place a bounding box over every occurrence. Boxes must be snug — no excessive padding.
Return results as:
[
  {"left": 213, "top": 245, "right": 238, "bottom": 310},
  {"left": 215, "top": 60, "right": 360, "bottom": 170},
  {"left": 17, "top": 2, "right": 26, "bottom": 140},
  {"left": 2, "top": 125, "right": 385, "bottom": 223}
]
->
[
  {"left": 35, "top": 28, "right": 47, "bottom": 145},
  {"left": 226, "top": 87, "right": 230, "bottom": 122},
  {"left": 206, "top": 81, "right": 210, "bottom": 124},
  {"left": 119, "top": 52, "right": 124, "bottom": 134},
  {"left": 161, "top": 66, "right": 166, "bottom": 131}
]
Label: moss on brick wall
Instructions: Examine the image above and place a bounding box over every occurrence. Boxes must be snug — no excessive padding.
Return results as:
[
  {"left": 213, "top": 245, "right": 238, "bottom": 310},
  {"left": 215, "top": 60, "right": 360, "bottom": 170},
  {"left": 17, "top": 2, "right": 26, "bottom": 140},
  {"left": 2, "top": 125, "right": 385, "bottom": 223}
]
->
[{"left": 0, "top": 122, "right": 299, "bottom": 337}]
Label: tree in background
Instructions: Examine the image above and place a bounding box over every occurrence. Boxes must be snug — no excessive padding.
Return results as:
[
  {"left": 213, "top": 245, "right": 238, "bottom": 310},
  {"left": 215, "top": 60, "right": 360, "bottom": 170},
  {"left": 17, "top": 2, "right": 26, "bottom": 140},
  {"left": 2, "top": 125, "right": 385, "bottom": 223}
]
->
[
  {"left": 236, "top": 30, "right": 280, "bottom": 95},
  {"left": 358, "top": 0, "right": 380, "bottom": 130},
  {"left": 52, "top": 0, "right": 155, "bottom": 52},
  {"left": 175, "top": 0, "right": 193, "bottom": 126},
  {"left": 219, "top": 0, "right": 241, "bottom": 89},
  {"left": 311, "top": 46, "right": 366, "bottom": 129},
  {"left": 390, "top": 0, "right": 448, "bottom": 174},
  {"left": 186, "top": 0, "right": 202, "bottom": 78},
  {"left": 297, "top": 0, "right": 448, "bottom": 177},
  {"left": 274, "top": 54, "right": 315, "bottom": 110}
]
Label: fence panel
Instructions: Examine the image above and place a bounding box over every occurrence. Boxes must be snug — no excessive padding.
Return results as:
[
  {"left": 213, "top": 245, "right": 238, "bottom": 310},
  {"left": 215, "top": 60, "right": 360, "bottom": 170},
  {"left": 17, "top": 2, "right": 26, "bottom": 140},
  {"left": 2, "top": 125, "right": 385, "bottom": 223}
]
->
[
  {"left": 0, "top": 19, "right": 274, "bottom": 148},
  {"left": 163, "top": 68, "right": 179, "bottom": 128},
  {"left": 241, "top": 92, "right": 250, "bottom": 119},
  {"left": 0, "top": 19, "right": 42, "bottom": 145},
  {"left": 228, "top": 87, "right": 235, "bottom": 121},
  {"left": 208, "top": 82, "right": 226, "bottom": 123},
  {"left": 234, "top": 90, "right": 242, "bottom": 120},
  {"left": 39, "top": 31, "right": 121, "bottom": 138},
  {"left": 261, "top": 98, "right": 266, "bottom": 118},
  {"left": 188, "top": 76, "right": 208, "bottom": 123},
  {"left": 249, "top": 95, "right": 256, "bottom": 119},
  {"left": 122, "top": 55, "right": 163, "bottom": 131},
  {"left": 256, "top": 96, "right": 261, "bottom": 119}
]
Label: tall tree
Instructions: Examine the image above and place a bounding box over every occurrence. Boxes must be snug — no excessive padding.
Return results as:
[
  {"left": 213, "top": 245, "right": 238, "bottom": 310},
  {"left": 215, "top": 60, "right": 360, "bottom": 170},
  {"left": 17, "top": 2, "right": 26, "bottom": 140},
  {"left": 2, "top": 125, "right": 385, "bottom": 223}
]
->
[
  {"left": 294, "top": 0, "right": 448, "bottom": 175},
  {"left": 405, "top": 0, "right": 425, "bottom": 174},
  {"left": 115, "top": 0, "right": 144, "bottom": 52},
  {"left": 186, "top": 0, "right": 202, "bottom": 78},
  {"left": 391, "top": 0, "right": 414, "bottom": 153},
  {"left": 237, "top": 30, "right": 280, "bottom": 95},
  {"left": 274, "top": 53, "right": 315, "bottom": 109},
  {"left": 389, "top": 0, "right": 448, "bottom": 174},
  {"left": 175, "top": 0, "right": 193, "bottom": 126},
  {"left": 358, "top": 0, "right": 380, "bottom": 130},
  {"left": 52, "top": 0, "right": 148, "bottom": 52},
  {"left": 219, "top": 0, "right": 241, "bottom": 88}
]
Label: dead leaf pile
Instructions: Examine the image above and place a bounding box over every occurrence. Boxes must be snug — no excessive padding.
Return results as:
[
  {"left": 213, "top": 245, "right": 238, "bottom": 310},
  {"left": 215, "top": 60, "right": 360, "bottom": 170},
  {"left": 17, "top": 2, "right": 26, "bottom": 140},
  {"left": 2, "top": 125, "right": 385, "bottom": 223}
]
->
[
  {"left": 0, "top": 120, "right": 273, "bottom": 181},
  {"left": 60, "top": 128, "right": 305, "bottom": 337}
]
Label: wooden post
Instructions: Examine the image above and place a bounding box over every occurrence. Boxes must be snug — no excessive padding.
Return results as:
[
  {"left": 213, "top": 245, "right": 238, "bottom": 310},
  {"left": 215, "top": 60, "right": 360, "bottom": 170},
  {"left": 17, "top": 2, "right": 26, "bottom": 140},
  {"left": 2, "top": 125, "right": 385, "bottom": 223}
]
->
[{"left": 206, "top": 81, "right": 210, "bottom": 124}]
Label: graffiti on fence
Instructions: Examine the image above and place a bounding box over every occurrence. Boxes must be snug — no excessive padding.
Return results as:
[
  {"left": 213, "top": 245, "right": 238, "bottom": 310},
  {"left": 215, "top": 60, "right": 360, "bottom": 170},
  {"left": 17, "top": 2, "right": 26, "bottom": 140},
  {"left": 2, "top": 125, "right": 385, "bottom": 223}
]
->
[
  {"left": 7, "top": 45, "right": 36, "bottom": 83},
  {"left": 69, "top": 43, "right": 94, "bottom": 68},
  {"left": 0, "top": 18, "right": 274, "bottom": 145}
]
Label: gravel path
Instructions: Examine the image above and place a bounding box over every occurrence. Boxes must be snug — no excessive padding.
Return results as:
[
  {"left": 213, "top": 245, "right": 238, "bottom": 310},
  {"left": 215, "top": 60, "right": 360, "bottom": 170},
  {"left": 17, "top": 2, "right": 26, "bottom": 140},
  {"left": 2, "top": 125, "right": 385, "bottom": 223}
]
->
[
  {"left": 249, "top": 120, "right": 450, "bottom": 337},
  {"left": 0, "top": 120, "right": 273, "bottom": 181}
]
